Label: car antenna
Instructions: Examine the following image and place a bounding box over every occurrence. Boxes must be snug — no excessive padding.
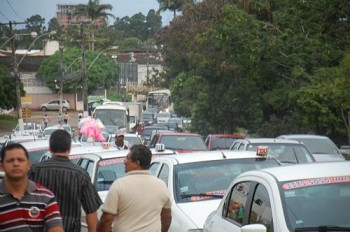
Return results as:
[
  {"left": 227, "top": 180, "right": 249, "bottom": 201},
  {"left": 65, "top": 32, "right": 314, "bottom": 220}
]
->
[{"left": 221, "top": 152, "right": 226, "bottom": 159}]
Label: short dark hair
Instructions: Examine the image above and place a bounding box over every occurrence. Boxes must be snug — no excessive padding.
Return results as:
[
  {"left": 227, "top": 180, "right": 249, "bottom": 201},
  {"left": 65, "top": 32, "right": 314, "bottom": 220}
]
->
[
  {"left": 129, "top": 144, "right": 152, "bottom": 169},
  {"left": 49, "top": 129, "right": 72, "bottom": 153},
  {"left": 1, "top": 143, "right": 29, "bottom": 162}
]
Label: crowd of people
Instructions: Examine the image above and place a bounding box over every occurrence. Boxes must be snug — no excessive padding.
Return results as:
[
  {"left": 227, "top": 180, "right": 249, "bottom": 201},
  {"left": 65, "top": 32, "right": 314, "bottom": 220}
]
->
[{"left": 0, "top": 129, "right": 172, "bottom": 232}]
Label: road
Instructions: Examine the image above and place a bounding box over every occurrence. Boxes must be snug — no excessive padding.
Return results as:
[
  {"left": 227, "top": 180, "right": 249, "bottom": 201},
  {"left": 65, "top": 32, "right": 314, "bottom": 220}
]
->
[{"left": 1, "top": 110, "right": 81, "bottom": 136}]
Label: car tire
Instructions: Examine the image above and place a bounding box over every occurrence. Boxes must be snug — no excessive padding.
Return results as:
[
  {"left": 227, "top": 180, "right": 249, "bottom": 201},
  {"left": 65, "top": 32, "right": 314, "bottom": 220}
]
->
[
  {"left": 62, "top": 107, "right": 68, "bottom": 112},
  {"left": 41, "top": 107, "right": 47, "bottom": 111}
]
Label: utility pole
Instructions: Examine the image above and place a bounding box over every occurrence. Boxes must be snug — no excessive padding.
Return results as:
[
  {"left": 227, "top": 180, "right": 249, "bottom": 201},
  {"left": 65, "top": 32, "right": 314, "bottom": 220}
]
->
[
  {"left": 9, "top": 21, "right": 27, "bottom": 132},
  {"left": 59, "top": 43, "right": 64, "bottom": 114},
  {"left": 80, "top": 22, "right": 88, "bottom": 116}
]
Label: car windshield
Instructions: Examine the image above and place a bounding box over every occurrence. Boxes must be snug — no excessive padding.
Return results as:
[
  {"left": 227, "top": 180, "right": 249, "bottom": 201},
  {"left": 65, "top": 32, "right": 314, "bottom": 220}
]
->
[
  {"left": 246, "top": 143, "right": 315, "bottom": 164},
  {"left": 95, "top": 158, "right": 126, "bottom": 191},
  {"left": 143, "top": 127, "right": 168, "bottom": 137},
  {"left": 280, "top": 176, "right": 350, "bottom": 231},
  {"left": 125, "top": 136, "right": 141, "bottom": 146},
  {"left": 142, "top": 113, "right": 153, "bottom": 120},
  {"left": 297, "top": 138, "right": 340, "bottom": 155},
  {"left": 160, "top": 135, "right": 207, "bottom": 151},
  {"left": 211, "top": 137, "right": 238, "bottom": 150},
  {"left": 175, "top": 158, "right": 280, "bottom": 203}
]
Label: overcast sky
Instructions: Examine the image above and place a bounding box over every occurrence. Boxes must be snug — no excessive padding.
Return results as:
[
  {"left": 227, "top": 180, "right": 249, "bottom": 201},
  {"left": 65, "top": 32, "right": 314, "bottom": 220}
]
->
[{"left": 0, "top": 0, "right": 173, "bottom": 28}]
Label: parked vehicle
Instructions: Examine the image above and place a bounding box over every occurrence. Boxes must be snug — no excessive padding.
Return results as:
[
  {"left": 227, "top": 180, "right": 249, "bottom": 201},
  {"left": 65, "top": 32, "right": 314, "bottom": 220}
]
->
[
  {"left": 229, "top": 138, "right": 316, "bottom": 164},
  {"left": 205, "top": 134, "right": 245, "bottom": 150},
  {"left": 277, "top": 134, "right": 345, "bottom": 162},
  {"left": 12, "top": 122, "right": 42, "bottom": 136},
  {"left": 40, "top": 99, "right": 70, "bottom": 111},
  {"left": 149, "top": 132, "right": 208, "bottom": 153},
  {"left": 150, "top": 150, "right": 281, "bottom": 232},
  {"left": 204, "top": 161, "right": 350, "bottom": 232}
]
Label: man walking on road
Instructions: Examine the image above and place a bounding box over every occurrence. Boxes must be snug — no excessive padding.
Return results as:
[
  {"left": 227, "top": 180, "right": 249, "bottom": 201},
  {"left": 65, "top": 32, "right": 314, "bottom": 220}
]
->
[
  {"left": 29, "top": 130, "right": 102, "bottom": 232},
  {"left": 97, "top": 144, "right": 172, "bottom": 232}
]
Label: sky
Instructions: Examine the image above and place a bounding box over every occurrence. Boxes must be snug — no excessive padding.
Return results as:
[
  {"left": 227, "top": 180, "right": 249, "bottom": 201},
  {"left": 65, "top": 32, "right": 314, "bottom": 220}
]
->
[{"left": 0, "top": 0, "right": 173, "bottom": 28}]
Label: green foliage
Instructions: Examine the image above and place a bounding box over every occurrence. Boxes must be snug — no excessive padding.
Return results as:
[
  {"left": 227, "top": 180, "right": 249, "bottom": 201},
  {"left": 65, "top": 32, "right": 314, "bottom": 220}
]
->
[
  {"left": 0, "top": 65, "right": 20, "bottom": 110},
  {"left": 37, "top": 48, "right": 119, "bottom": 95},
  {"left": 160, "top": 0, "right": 350, "bottom": 144}
]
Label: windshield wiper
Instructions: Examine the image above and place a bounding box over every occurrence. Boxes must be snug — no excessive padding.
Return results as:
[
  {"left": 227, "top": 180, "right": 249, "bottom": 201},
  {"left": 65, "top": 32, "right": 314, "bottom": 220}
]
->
[
  {"left": 295, "top": 226, "right": 350, "bottom": 231},
  {"left": 180, "top": 193, "right": 223, "bottom": 199}
]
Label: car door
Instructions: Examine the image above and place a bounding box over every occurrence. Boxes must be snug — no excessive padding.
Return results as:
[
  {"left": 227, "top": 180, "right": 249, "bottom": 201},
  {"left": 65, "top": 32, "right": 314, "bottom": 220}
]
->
[{"left": 48, "top": 100, "right": 59, "bottom": 110}]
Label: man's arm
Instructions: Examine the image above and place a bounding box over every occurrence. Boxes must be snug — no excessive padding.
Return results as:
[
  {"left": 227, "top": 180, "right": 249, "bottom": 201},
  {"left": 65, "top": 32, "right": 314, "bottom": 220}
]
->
[
  {"left": 86, "top": 211, "right": 98, "bottom": 232},
  {"left": 48, "top": 226, "right": 64, "bottom": 232},
  {"left": 97, "top": 212, "right": 115, "bottom": 232},
  {"left": 161, "top": 207, "right": 172, "bottom": 232}
]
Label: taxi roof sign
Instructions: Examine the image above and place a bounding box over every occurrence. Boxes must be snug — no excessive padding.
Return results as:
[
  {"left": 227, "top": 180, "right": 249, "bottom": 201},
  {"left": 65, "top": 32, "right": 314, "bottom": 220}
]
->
[{"left": 256, "top": 146, "right": 268, "bottom": 157}]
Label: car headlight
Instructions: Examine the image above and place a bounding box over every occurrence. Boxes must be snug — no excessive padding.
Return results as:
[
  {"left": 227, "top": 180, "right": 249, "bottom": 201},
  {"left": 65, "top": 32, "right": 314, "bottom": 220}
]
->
[{"left": 187, "top": 230, "right": 203, "bottom": 232}]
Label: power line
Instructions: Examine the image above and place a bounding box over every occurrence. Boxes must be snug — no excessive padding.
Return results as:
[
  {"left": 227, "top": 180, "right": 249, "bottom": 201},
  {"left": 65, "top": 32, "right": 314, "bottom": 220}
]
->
[
  {"left": 6, "top": 0, "right": 26, "bottom": 22},
  {"left": 0, "top": 11, "right": 11, "bottom": 21}
]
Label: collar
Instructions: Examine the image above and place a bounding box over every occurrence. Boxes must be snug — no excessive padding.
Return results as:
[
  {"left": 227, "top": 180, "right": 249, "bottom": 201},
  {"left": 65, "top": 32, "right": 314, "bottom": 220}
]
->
[
  {"left": 126, "top": 170, "right": 151, "bottom": 176},
  {"left": 52, "top": 155, "right": 70, "bottom": 161},
  {"left": 0, "top": 179, "right": 37, "bottom": 194}
]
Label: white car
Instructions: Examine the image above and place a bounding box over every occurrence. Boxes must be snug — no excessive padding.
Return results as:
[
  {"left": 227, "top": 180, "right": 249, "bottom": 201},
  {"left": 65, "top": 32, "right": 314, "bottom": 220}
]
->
[
  {"left": 12, "top": 122, "right": 42, "bottom": 136},
  {"left": 150, "top": 150, "right": 281, "bottom": 232},
  {"left": 69, "top": 145, "right": 184, "bottom": 231},
  {"left": 277, "top": 134, "right": 345, "bottom": 162},
  {"left": 156, "top": 111, "right": 171, "bottom": 124},
  {"left": 203, "top": 162, "right": 350, "bottom": 232},
  {"left": 41, "top": 124, "right": 74, "bottom": 138},
  {"left": 40, "top": 99, "right": 70, "bottom": 111}
]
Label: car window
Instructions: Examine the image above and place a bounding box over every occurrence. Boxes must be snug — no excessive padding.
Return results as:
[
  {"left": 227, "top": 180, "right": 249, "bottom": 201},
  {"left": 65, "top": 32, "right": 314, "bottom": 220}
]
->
[
  {"left": 249, "top": 184, "right": 273, "bottom": 231},
  {"left": 150, "top": 162, "right": 160, "bottom": 176},
  {"left": 211, "top": 137, "right": 237, "bottom": 150},
  {"left": 224, "top": 182, "right": 251, "bottom": 224},
  {"left": 160, "top": 135, "right": 207, "bottom": 150},
  {"left": 238, "top": 143, "right": 245, "bottom": 151},
  {"left": 230, "top": 142, "right": 240, "bottom": 150},
  {"left": 95, "top": 158, "right": 125, "bottom": 191},
  {"left": 158, "top": 164, "right": 169, "bottom": 186}
]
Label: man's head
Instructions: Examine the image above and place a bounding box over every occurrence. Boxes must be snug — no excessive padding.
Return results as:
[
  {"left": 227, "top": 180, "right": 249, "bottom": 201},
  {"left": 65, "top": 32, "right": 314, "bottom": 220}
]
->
[
  {"left": 0, "top": 143, "right": 31, "bottom": 180},
  {"left": 124, "top": 144, "right": 152, "bottom": 172},
  {"left": 115, "top": 130, "right": 125, "bottom": 147},
  {"left": 49, "top": 129, "right": 72, "bottom": 155}
]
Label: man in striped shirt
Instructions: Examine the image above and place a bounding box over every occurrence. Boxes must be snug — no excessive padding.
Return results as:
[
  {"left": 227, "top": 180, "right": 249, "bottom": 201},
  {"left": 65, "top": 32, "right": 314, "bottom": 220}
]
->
[
  {"left": 29, "top": 129, "right": 102, "bottom": 232},
  {"left": 0, "top": 143, "right": 63, "bottom": 232}
]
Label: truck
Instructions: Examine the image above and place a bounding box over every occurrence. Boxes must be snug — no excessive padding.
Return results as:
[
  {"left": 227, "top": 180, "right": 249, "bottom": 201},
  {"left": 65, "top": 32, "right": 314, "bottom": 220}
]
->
[
  {"left": 92, "top": 103, "right": 129, "bottom": 134},
  {"left": 103, "top": 102, "right": 142, "bottom": 133}
]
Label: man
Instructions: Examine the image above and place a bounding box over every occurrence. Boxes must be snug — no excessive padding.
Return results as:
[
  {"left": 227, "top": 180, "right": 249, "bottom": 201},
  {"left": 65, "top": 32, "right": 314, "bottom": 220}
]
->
[
  {"left": 29, "top": 130, "right": 102, "bottom": 232},
  {"left": 114, "top": 130, "right": 129, "bottom": 150},
  {"left": 97, "top": 144, "right": 172, "bottom": 232},
  {"left": 0, "top": 143, "right": 63, "bottom": 232}
]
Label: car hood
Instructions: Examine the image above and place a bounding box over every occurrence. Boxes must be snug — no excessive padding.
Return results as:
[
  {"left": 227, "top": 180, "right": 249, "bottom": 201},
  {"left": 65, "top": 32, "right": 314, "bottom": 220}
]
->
[
  {"left": 175, "top": 149, "right": 207, "bottom": 154},
  {"left": 312, "top": 153, "right": 345, "bottom": 162},
  {"left": 176, "top": 199, "right": 221, "bottom": 228}
]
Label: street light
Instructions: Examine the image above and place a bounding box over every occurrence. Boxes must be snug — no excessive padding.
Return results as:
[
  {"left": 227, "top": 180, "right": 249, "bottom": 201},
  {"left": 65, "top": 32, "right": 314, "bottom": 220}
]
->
[
  {"left": 0, "top": 32, "right": 38, "bottom": 50},
  {"left": 11, "top": 31, "right": 56, "bottom": 132},
  {"left": 81, "top": 46, "right": 118, "bottom": 115}
]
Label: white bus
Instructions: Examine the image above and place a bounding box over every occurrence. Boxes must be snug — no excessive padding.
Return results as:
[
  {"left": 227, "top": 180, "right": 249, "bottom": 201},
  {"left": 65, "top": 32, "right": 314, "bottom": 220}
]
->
[{"left": 146, "top": 89, "right": 173, "bottom": 113}]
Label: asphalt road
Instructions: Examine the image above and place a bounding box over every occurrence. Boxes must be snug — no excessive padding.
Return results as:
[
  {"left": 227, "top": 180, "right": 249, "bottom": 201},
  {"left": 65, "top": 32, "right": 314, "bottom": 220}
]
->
[{"left": 1, "top": 110, "right": 81, "bottom": 136}]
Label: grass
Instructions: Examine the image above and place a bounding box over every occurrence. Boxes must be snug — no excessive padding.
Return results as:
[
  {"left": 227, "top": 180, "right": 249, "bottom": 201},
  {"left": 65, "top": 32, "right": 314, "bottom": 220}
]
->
[{"left": 0, "top": 114, "right": 18, "bottom": 134}]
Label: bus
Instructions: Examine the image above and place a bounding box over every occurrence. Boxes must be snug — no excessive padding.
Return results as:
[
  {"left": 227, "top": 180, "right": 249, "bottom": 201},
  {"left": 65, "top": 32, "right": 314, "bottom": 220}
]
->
[{"left": 146, "top": 89, "right": 173, "bottom": 113}]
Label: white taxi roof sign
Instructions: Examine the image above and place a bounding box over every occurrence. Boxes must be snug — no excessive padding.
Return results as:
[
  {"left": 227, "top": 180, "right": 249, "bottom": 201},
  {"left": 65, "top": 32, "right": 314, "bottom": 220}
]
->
[{"left": 256, "top": 146, "right": 268, "bottom": 156}]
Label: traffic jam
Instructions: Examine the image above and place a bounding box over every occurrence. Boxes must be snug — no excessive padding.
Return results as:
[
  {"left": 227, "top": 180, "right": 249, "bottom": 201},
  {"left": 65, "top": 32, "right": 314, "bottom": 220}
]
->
[{"left": 1, "top": 99, "right": 350, "bottom": 232}]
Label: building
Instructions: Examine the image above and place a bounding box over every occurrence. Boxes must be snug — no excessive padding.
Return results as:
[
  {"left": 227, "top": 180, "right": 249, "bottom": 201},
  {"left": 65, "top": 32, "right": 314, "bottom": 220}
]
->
[{"left": 56, "top": 4, "right": 105, "bottom": 27}]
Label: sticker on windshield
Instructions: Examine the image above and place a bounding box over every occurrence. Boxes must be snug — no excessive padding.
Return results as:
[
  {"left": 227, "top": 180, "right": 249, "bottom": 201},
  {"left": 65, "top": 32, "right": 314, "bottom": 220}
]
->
[
  {"left": 282, "top": 175, "right": 350, "bottom": 190},
  {"left": 99, "top": 158, "right": 125, "bottom": 166},
  {"left": 189, "top": 190, "right": 226, "bottom": 201}
]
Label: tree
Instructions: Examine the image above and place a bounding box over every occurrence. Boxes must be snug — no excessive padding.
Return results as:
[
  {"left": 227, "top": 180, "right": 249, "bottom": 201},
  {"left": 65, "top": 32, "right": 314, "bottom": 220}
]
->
[
  {"left": 36, "top": 48, "right": 119, "bottom": 95},
  {"left": 0, "top": 64, "right": 24, "bottom": 110},
  {"left": 157, "top": 0, "right": 197, "bottom": 19},
  {"left": 26, "top": 14, "right": 45, "bottom": 33},
  {"left": 48, "top": 17, "right": 64, "bottom": 37},
  {"left": 74, "top": 0, "right": 115, "bottom": 51}
]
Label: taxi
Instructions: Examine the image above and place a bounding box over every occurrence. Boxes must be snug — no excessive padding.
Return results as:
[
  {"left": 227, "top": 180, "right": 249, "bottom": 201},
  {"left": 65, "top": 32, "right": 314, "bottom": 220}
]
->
[
  {"left": 203, "top": 162, "right": 350, "bottom": 232},
  {"left": 150, "top": 150, "right": 281, "bottom": 232}
]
